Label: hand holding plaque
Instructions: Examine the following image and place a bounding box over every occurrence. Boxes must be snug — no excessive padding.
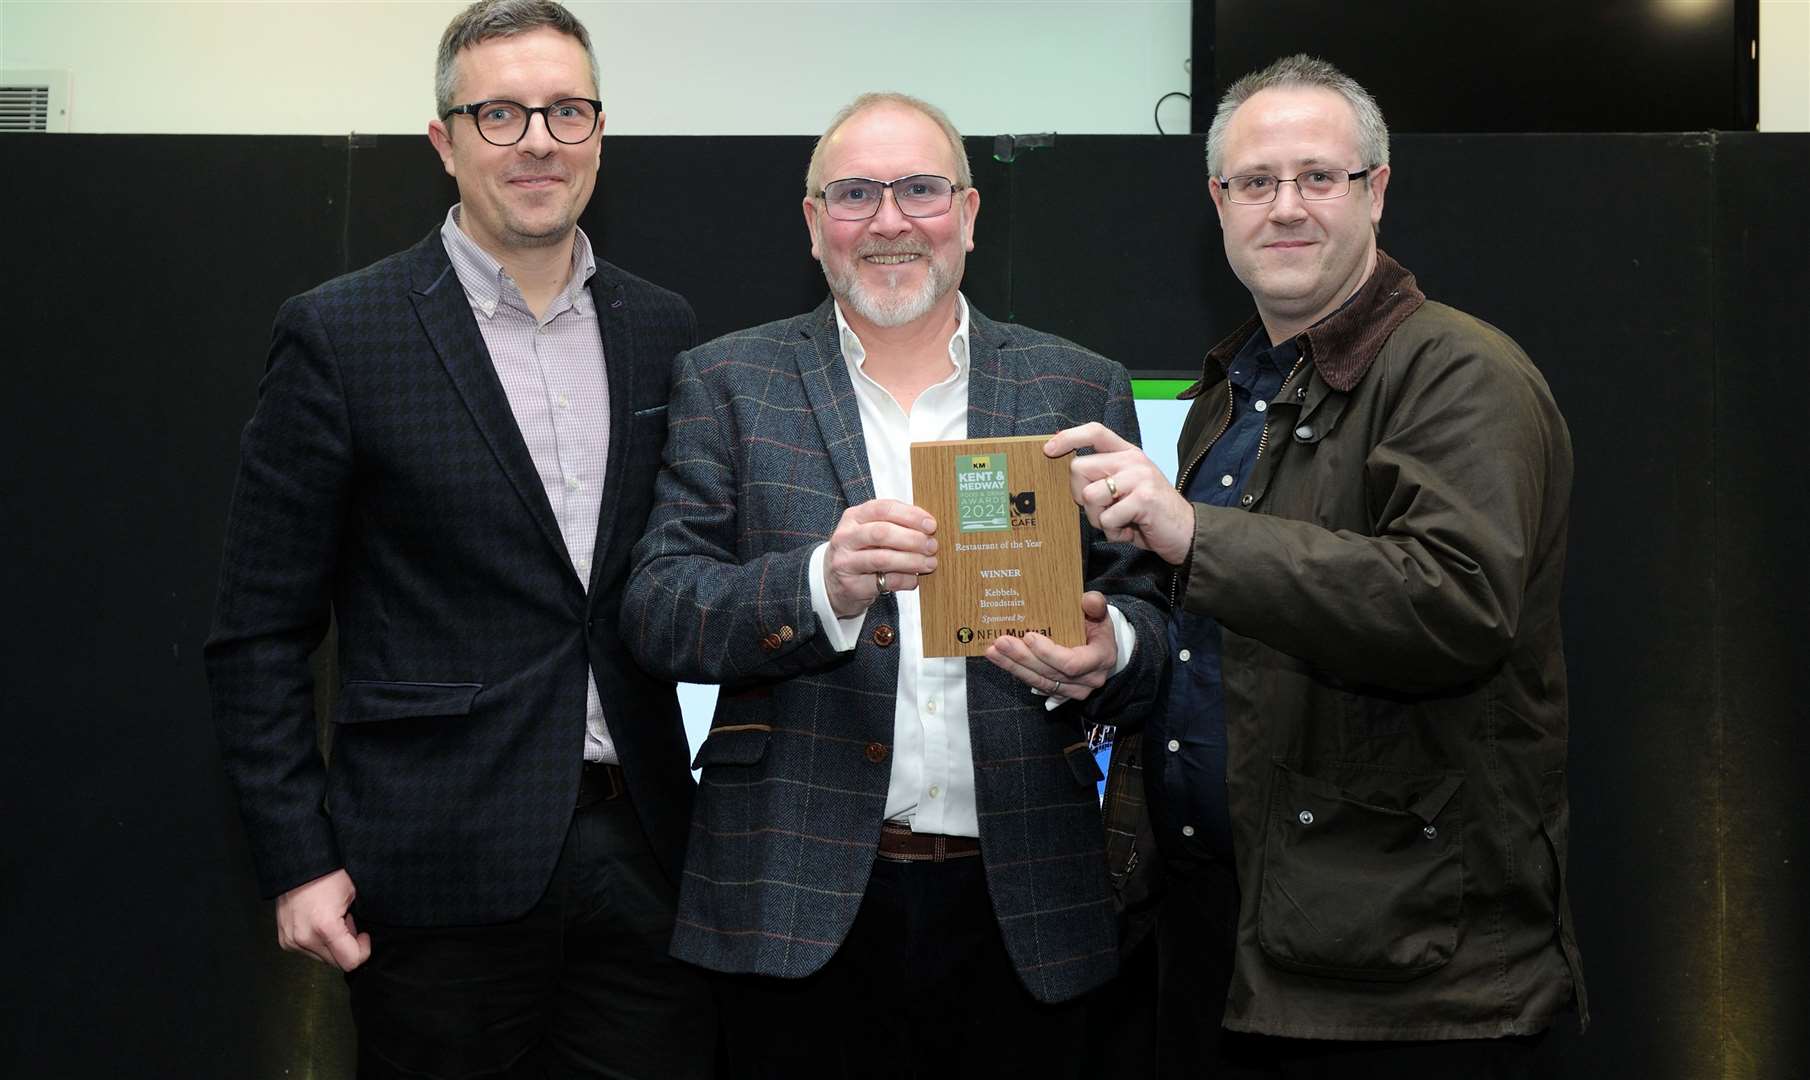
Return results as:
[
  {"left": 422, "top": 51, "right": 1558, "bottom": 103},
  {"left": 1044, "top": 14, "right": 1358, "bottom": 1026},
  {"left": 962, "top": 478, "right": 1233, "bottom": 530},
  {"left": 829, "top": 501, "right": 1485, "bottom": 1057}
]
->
[{"left": 909, "top": 435, "right": 1084, "bottom": 658}]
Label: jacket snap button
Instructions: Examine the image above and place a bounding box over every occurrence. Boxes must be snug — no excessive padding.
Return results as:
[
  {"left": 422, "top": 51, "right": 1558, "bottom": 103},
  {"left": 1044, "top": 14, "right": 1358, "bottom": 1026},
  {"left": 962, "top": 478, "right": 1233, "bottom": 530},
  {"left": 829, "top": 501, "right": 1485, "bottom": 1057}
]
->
[
  {"left": 1298, "top": 810, "right": 1314, "bottom": 825},
  {"left": 1295, "top": 424, "right": 1314, "bottom": 441},
  {"left": 871, "top": 624, "right": 896, "bottom": 647},
  {"left": 864, "top": 741, "right": 889, "bottom": 763},
  {"left": 1239, "top": 493, "right": 1255, "bottom": 508},
  {"left": 1423, "top": 825, "right": 1438, "bottom": 839},
  {"left": 1296, "top": 386, "right": 1307, "bottom": 399}
]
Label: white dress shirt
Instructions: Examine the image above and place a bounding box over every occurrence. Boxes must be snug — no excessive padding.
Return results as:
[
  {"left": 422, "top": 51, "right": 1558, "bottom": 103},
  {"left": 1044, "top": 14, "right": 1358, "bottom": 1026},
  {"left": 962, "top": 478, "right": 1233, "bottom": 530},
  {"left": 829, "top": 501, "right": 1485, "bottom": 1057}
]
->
[
  {"left": 441, "top": 205, "right": 619, "bottom": 763},
  {"left": 806, "top": 295, "right": 1134, "bottom": 836}
]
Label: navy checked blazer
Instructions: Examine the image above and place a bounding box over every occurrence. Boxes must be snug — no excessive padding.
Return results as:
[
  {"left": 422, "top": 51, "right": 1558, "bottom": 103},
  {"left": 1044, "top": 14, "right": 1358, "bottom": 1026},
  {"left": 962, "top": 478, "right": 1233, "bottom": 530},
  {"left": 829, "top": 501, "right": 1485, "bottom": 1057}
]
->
[
  {"left": 206, "top": 229, "right": 698, "bottom": 926},
  {"left": 621, "top": 299, "right": 1168, "bottom": 1003}
]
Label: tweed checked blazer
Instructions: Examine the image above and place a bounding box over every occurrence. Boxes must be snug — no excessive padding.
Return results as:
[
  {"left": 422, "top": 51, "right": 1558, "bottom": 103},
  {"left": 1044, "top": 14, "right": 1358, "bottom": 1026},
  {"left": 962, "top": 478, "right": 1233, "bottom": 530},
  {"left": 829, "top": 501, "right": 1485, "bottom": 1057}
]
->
[
  {"left": 621, "top": 299, "right": 1168, "bottom": 1003},
  {"left": 206, "top": 228, "right": 698, "bottom": 927}
]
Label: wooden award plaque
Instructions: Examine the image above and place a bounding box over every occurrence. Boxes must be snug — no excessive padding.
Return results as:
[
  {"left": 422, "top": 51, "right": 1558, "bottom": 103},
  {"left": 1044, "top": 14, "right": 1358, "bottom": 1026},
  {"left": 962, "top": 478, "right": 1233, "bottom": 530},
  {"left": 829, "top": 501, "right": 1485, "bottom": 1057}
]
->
[{"left": 909, "top": 435, "right": 1085, "bottom": 658}]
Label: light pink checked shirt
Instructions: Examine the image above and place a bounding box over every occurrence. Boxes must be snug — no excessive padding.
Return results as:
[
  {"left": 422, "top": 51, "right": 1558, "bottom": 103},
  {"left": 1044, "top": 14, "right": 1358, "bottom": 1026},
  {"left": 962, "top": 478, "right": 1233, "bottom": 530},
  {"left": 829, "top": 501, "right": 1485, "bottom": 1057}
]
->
[{"left": 441, "top": 205, "right": 618, "bottom": 764}]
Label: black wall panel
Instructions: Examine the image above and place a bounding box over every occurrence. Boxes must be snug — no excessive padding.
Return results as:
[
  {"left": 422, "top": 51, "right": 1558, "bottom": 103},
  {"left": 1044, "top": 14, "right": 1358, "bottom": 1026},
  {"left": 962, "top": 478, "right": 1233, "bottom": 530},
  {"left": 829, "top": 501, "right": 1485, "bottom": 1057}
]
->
[
  {"left": 1709, "top": 134, "right": 1810, "bottom": 1076},
  {"left": 0, "top": 131, "right": 1803, "bottom": 1077},
  {"left": 0, "top": 135, "right": 356, "bottom": 1077}
]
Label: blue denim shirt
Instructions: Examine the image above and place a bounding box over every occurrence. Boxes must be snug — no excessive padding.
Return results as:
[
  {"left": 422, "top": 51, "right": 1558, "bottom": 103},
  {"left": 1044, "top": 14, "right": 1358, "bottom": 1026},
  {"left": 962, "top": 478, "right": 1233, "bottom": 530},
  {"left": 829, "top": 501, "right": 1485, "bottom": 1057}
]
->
[{"left": 1149, "top": 328, "right": 1299, "bottom": 862}]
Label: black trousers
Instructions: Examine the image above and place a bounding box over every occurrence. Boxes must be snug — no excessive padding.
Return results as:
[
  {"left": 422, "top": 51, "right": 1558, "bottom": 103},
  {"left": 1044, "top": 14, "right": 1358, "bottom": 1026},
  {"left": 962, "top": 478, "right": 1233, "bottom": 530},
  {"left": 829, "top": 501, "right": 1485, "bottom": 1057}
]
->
[
  {"left": 1145, "top": 856, "right": 1556, "bottom": 1080},
  {"left": 714, "top": 854, "right": 1092, "bottom": 1080},
  {"left": 345, "top": 794, "right": 715, "bottom": 1079}
]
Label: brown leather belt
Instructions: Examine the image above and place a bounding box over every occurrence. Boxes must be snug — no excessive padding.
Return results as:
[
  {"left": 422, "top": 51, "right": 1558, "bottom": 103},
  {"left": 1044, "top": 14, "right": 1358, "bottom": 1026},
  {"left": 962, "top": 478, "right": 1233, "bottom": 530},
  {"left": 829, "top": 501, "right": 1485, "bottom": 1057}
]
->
[
  {"left": 877, "top": 820, "right": 981, "bottom": 863},
  {"left": 577, "top": 762, "right": 627, "bottom": 807}
]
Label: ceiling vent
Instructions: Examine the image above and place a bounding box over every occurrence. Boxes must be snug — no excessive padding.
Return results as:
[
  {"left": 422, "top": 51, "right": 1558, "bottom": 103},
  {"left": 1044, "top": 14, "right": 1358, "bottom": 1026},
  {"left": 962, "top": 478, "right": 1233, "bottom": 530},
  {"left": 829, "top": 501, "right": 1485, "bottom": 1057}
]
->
[{"left": 0, "top": 70, "right": 70, "bottom": 132}]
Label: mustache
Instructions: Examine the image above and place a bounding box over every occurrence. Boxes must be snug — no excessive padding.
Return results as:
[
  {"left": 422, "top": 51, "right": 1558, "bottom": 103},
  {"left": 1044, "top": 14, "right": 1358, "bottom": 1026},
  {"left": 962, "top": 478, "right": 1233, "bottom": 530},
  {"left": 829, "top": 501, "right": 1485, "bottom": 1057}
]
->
[{"left": 855, "top": 240, "right": 931, "bottom": 258}]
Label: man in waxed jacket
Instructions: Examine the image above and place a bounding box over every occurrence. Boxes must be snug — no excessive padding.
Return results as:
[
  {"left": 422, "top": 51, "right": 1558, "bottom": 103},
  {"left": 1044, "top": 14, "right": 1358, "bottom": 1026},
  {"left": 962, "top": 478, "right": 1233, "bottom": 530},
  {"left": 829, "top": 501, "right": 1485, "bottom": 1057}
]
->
[{"left": 1049, "top": 54, "right": 1586, "bottom": 1077}]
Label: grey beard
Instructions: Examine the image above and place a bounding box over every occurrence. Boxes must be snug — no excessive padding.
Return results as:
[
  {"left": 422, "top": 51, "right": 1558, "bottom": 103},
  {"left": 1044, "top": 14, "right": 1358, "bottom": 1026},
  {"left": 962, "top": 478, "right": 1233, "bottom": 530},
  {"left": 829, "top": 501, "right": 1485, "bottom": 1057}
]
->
[{"left": 824, "top": 258, "right": 950, "bottom": 329}]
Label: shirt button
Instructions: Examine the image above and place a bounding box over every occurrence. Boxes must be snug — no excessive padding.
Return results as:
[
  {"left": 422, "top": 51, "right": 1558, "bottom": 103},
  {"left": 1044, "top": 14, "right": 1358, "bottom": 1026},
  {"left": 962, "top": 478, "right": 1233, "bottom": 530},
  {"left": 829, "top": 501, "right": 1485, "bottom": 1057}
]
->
[
  {"left": 1181, "top": 825, "right": 1196, "bottom": 838},
  {"left": 1219, "top": 474, "right": 1234, "bottom": 488},
  {"left": 929, "top": 785, "right": 941, "bottom": 798},
  {"left": 1178, "top": 648, "right": 1192, "bottom": 662},
  {"left": 1254, "top": 400, "right": 1268, "bottom": 412},
  {"left": 565, "top": 474, "right": 580, "bottom": 491},
  {"left": 557, "top": 393, "right": 570, "bottom": 410},
  {"left": 1167, "top": 739, "right": 1181, "bottom": 752},
  {"left": 925, "top": 699, "right": 938, "bottom": 714}
]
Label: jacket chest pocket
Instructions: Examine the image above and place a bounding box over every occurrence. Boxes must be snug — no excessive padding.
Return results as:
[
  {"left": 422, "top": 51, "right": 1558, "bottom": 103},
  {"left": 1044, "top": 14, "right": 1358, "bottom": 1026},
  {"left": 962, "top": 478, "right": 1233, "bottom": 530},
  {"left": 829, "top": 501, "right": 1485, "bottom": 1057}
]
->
[{"left": 1256, "top": 761, "right": 1464, "bottom": 981}]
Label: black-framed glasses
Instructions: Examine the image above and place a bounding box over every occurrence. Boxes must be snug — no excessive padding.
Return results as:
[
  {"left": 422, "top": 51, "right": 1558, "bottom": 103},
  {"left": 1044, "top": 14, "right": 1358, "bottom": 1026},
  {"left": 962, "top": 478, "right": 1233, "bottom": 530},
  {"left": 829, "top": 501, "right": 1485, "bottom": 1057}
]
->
[
  {"left": 444, "top": 98, "right": 602, "bottom": 146},
  {"left": 1217, "top": 167, "right": 1371, "bottom": 205},
  {"left": 817, "top": 174, "right": 962, "bottom": 221}
]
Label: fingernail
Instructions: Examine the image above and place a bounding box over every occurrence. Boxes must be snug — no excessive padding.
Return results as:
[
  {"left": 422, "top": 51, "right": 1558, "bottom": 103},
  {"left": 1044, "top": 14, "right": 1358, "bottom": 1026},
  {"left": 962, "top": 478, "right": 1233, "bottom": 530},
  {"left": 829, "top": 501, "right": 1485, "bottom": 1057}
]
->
[{"left": 926, "top": 539, "right": 938, "bottom": 554}]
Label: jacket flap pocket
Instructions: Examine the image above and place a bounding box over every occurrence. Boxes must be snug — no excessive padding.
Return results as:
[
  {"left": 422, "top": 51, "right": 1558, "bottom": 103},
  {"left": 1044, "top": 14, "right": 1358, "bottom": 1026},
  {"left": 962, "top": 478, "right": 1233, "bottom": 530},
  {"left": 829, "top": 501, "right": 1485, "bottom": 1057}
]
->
[
  {"left": 1407, "top": 773, "right": 1464, "bottom": 824},
  {"left": 690, "top": 724, "right": 773, "bottom": 769},
  {"left": 334, "top": 680, "right": 482, "bottom": 724},
  {"left": 1258, "top": 760, "right": 1464, "bottom": 980}
]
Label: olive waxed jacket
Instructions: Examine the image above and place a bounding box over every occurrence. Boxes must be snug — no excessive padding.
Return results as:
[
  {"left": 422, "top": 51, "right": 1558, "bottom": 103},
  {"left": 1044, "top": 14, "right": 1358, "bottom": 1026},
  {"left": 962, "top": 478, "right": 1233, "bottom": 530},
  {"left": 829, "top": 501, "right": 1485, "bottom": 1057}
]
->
[{"left": 1146, "top": 251, "right": 1588, "bottom": 1039}]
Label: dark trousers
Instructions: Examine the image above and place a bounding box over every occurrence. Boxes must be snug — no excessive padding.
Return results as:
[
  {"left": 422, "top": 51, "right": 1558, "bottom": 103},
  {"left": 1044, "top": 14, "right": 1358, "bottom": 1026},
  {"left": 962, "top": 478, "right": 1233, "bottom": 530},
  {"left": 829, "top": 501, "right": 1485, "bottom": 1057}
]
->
[
  {"left": 1145, "top": 856, "right": 1556, "bottom": 1079},
  {"left": 345, "top": 794, "right": 715, "bottom": 1079},
  {"left": 714, "top": 854, "right": 1090, "bottom": 1080}
]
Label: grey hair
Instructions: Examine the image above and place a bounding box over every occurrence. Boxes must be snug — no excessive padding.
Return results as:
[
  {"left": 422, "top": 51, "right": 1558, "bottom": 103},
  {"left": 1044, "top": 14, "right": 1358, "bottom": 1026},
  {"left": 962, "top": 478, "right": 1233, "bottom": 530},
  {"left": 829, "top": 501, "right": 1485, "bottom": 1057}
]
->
[
  {"left": 805, "top": 92, "right": 973, "bottom": 198},
  {"left": 1204, "top": 54, "right": 1390, "bottom": 178},
  {"left": 434, "top": 0, "right": 599, "bottom": 119}
]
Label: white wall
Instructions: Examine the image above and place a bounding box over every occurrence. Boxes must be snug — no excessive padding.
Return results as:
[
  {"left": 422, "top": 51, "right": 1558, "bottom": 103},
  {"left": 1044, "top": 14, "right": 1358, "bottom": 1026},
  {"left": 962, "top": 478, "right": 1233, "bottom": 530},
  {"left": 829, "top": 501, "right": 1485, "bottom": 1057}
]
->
[
  {"left": 0, "top": 1, "right": 1194, "bottom": 136},
  {"left": 1761, "top": 0, "right": 1810, "bottom": 131},
  {"left": 2, "top": 0, "right": 1804, "bottom": 135}
]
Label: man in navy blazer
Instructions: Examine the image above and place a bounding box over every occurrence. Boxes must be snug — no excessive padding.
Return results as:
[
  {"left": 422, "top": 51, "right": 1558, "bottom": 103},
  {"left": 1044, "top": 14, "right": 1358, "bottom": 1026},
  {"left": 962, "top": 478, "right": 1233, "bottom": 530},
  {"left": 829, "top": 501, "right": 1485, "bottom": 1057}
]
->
[
  {"left": 622, "top": 92, "right": 1167, "bottom": 1078},
  {"left": 205, "top": 2, "right": 711, "bottom": 1075}
]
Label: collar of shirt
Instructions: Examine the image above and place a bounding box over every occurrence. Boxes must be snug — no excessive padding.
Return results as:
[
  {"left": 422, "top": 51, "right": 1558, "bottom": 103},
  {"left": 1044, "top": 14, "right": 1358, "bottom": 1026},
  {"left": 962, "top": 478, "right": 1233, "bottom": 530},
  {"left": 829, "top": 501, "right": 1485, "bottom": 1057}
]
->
[
  {"left": 1225, "top": 327, "right": 1301, "bottom": 395},
  {"left": 440, "top": 204, "right": 597, "bottom": 322},
  {"left": 832, "top": 293, "right": 972, "bottom": 384}
]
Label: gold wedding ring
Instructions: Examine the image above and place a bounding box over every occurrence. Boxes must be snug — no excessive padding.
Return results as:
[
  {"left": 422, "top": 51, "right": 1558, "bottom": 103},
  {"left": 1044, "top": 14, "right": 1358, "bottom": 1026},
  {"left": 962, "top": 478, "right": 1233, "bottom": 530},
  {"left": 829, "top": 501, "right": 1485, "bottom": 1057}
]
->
[{"left": 1104, "top": 475, "right": 1120, "bottom": 500}]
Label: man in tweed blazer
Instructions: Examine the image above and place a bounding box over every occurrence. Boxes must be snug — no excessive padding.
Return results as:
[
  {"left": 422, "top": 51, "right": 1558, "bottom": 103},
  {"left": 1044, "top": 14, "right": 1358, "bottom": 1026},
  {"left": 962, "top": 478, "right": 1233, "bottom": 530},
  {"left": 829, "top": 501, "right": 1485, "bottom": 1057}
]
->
[
  {"left": 205, "top": 3, "right": 711, "bottom": 1075},
  {"left": 622, "top": 93, "right": 1166, "bottom": 1077}
]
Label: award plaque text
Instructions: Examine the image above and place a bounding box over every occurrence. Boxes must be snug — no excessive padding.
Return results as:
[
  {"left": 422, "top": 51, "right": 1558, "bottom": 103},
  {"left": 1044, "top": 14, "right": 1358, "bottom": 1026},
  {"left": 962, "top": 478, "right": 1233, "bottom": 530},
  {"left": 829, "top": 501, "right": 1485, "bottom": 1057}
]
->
[{"left": 910, "top": 435, "right": 1085, "bottom": 658}]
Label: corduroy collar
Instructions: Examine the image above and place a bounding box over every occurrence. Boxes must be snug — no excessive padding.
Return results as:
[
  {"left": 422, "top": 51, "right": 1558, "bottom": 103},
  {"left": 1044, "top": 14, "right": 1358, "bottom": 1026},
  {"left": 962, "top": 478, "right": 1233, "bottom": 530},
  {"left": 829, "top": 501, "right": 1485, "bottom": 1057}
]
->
[{"left": 1188, "top": 250, "right": 1426, "bottom": 397}]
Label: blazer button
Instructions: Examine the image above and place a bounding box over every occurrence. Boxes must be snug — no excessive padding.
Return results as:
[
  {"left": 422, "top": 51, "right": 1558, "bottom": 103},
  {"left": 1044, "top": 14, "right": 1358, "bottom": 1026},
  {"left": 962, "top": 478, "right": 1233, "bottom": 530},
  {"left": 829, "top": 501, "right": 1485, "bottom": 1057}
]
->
[
  {"left": 871, "top": 624, "right": 896, "bottom": 647},
  {"left": 778, "top": 625, "right": 795, "bottom": 642},
  {"left": 761, "top": 632, "right": 781, "bottom": 651},
  {"left": 865, "top": 741, "right": 890, "bottom": 763}
]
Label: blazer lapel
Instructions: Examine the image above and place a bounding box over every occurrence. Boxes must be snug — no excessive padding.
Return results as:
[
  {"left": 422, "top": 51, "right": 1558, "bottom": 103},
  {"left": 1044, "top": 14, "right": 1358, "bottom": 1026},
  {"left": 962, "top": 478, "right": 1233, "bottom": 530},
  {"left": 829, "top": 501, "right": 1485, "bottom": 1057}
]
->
[
  {"left": 795, "top": 298, "right": 877, "bottom": 507},
  {"left": 587, "top": 268, "right": 633, "bottom": 595},
  {"left": 407, "top": 236, "right": 572, "bottom": 574},
  {"left": 964, "top": 305, "right": 1020, "bottom": 439}
]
